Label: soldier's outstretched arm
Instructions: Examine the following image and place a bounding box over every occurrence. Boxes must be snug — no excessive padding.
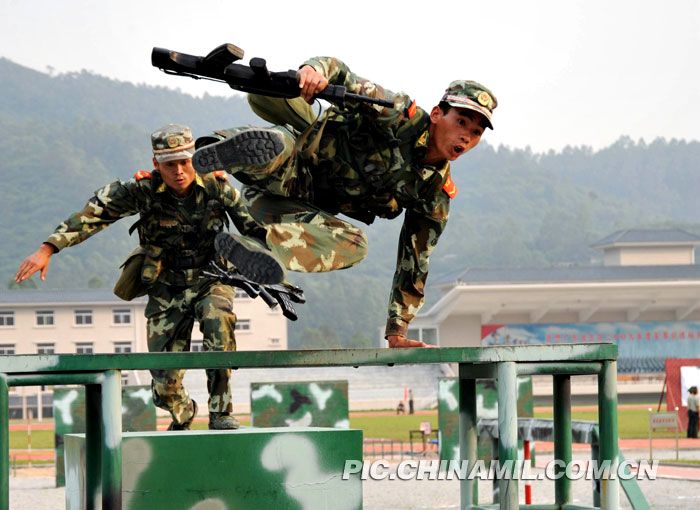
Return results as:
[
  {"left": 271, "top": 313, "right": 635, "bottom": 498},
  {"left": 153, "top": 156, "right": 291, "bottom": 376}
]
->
[
  {"left": 15, "top": 243, "right": 56, "bottom": 282},
  {"left": 15, "top": 180, "right": 144, "bottom": 284},
  {"left": 301, "top": 56, "right": 396, "bottom": 112}
]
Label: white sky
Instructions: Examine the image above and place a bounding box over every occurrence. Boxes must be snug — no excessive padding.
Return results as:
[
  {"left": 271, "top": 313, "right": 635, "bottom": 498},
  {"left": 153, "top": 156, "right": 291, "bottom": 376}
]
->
[{"left": 1, "top": 0, "right": 698, "bottom": 152}]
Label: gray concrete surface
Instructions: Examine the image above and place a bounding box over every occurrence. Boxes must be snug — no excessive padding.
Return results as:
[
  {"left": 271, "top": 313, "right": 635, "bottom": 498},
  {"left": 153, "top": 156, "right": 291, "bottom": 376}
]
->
[{"left": 9, "top": 449, "right": 700, "bottom": 510}]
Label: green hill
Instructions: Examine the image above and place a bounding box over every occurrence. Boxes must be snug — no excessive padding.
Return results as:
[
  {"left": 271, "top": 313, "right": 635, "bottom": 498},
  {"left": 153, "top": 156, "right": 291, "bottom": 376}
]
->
[{"left": 1, "top": 58, "right": 699, "bottom": 348}]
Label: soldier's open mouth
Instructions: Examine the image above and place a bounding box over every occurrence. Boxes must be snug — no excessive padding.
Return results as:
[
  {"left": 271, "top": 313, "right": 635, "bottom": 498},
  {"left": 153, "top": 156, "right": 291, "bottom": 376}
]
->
[{"left": 453, "top": 145, "right": 465, "bottom": 155}]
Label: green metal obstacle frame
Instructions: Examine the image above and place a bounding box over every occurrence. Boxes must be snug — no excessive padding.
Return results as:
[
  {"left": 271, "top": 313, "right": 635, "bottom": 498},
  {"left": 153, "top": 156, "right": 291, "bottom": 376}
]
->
[{"left": 0, "top": 344, "right": 619, "bottom": 510}]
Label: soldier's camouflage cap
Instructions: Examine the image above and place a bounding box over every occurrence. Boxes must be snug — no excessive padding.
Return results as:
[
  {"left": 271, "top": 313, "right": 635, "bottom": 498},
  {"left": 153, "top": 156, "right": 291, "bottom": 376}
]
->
[
  {"left": 441, "top": 81, "right": 497, "bottom": 129},
  {"left": 151, "top": 124, "right": 195, "bottom": 163}
]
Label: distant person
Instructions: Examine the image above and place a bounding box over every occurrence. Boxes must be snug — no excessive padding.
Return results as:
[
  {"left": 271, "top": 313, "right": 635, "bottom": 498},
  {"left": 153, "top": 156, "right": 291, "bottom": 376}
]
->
[
  {"left": 408, "top": 389, "right": 415, "bottom": 415},
  {"left": 14, "top": 124, "right": 286, "bottom": 431},
  {"left": 688, "top": 386, "right": 699, "bottom": 439},
  {"left": 396, "top": 401, "right": 406, "bottom": 415}
]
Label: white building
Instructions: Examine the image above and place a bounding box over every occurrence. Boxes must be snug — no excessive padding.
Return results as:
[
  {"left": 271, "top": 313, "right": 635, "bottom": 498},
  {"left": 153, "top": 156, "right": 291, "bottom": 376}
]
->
[
  {"left": 0, "top": 287, "right": 288, "bottom": 418},
  {"left": 412, "top": 229, "right": 700, "bottom": 374}
]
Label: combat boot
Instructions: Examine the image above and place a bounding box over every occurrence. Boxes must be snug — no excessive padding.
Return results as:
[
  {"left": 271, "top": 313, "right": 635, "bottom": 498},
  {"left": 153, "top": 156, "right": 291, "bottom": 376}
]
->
[
  {"left": 215, "top": 232, "right": 286, "bottom": 285},
  {"left": 209, "top": 412, "right": 241, "bottom": 430},
  {"left": 167, "top": 400, "right": 198, "bottom": 431},
  {"left": 192, "top": 128, "right": 285, "bottom": 174}
]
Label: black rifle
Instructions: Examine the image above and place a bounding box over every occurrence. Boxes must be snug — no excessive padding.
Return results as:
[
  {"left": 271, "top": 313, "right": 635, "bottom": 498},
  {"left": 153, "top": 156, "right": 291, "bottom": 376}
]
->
[
  {"left": 151, "top": 43, "right": 395, "bottom": 109},
  {"left": 202, "top": 261, "right": 305, "bottom": 321}
]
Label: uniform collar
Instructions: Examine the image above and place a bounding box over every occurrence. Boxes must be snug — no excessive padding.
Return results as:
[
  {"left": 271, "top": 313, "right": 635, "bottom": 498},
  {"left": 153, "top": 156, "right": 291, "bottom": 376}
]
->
[{"left": 413, "top": 129, "right": 450, "bottom": 181}]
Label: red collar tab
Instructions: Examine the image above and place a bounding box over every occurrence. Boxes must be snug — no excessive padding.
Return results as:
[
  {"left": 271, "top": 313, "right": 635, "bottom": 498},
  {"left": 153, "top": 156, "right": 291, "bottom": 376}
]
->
[
  {"left": 406, "top": 100, "right": 417, "bottom": 119},
  {"left": 212, "top": 170, "right": 228, "bottom": 181},
  {"left": 134, "top": 170, "right": 152, "bottom": 181},
  {"left": 442, "top": 175, "right": 458, "bottom": 199}
]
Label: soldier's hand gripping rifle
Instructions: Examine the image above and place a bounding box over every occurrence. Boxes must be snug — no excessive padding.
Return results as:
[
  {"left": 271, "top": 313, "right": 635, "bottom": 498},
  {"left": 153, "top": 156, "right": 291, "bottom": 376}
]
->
[
  {"left": 151, "top": 43, "right": 395, "bottom": 109},
  {"left": 202, "top": 260, "right": 306, "bottom": 321}
]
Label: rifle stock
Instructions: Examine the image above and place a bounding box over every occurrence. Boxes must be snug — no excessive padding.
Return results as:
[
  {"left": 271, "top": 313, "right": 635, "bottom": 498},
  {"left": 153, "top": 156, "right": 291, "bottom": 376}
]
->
[{"left": 151, "top": 44, "right": 395, "bottom": 108}]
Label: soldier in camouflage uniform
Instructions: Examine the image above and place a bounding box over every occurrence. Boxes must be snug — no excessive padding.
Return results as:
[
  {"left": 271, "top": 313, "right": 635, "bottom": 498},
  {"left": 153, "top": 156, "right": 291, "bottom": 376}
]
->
[
  {"left": 193, "top": 58, "right": 497, "bottom": 348},
  {"left": 15, "top": 124, "right": 287, "bottom": 430}
]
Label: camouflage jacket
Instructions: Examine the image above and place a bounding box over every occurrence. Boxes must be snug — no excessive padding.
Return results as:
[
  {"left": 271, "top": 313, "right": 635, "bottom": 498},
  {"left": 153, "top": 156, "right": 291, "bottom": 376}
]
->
[
  {"left": 45, "top": 171, "right": 265, "bottom": 282},
  {"left": 304, "top": 57, "right": 455, "bottom": 338}
]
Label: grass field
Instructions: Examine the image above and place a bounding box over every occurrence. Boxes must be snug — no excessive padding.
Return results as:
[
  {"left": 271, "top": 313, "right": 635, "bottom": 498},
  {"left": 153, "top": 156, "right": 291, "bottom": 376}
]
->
[{"left": 8, "top": 405, "right": 684, "bottom": 448}]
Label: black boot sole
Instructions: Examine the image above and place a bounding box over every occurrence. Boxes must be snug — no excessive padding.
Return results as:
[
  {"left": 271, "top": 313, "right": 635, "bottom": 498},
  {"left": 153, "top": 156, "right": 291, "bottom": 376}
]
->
[
  {"left": 193, "top": 130, "right": 285, "bottom": 173},
  {"left": 215, "top": 233, "right": 285, "bottom": 285}
]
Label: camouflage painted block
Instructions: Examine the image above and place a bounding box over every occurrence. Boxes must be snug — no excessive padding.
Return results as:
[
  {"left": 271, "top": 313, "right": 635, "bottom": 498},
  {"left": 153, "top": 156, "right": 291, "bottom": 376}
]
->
[
  {"left": 65, "top": 428, "right": 363, "bottom": 510},
  {"left": 437, "top": 377, "right": 534, "bottom": 461},
  {"left": 53, "top": 386, "right": 156, "bottom": 487},
  {"left": 250, "top": 380, "right": 349, "bottom": 428}
]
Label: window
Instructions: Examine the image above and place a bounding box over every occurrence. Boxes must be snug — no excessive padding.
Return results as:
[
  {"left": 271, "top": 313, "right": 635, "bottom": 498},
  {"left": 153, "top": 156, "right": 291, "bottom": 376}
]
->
[
  {"left": 0, "top": 344, "right": 15, "bottom": 355},
  {"left": 191, "top": 340, "right": 204, "bottom": 352},
  {"left": 0, "top": 311, "right": 15, "bottom": 327},
  {"left": 36, "top": 310, "right": 54, "bottom": 327},
  {"left": 406, "top": 327, "right": 439, "bottom": 345},
  {"left": 113, "top": 309, "right": 132, "bottom": 325},
  {"left": 74, "top": 309, "right": 93, "bottom": 326},
  {"left": 36, "top": 343, "right": 55, "bottom": 355},
  {"left": 269, "top": 338, "right": 281, "bottom": 347},
  {"left": 234, "top": 289, "right": 250, "bottom": 299},
  {"left": 122, "top": 372, "right": 130, "bottom": 386},
  {"left": 113, "top": 342, "right": 132, "bottom": 354},
  {"left": 235, "top": 319, "right": 251, "bottom": 331},
  {"left": 75, "top": 342, "right": 94, "bottom": 354}
]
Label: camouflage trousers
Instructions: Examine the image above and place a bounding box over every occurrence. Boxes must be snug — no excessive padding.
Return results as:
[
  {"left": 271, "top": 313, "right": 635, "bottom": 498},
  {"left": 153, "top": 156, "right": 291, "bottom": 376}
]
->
[
  {"left": 220, "top": 126, "right": 369, "bottom": 273},
  {"left": 145, "top": 278, "right": 236, "bottom": 424}
]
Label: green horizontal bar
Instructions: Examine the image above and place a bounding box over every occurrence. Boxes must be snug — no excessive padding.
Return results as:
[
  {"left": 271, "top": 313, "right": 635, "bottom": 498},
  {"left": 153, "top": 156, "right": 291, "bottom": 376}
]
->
[
  {"left": 0, "top": 344, "right": 617, "bottom": 374},
  {"left": 7, "top": 373, "right": 104, "bottom": 387},
  {"left": 517, "top": 362, "right": 602, "bottom": 376},
  {"left": 470, "top": 506, "right": 562, "bottom": 510},
  {"left": 562, "top": 505, "right": 600, "bottom": 510}
]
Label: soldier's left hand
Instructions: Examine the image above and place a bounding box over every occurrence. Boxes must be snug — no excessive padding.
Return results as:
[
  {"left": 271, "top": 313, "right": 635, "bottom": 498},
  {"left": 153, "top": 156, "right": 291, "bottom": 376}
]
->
[
  {"left": 386, "top": 335, "right": 436, "bottom": 349},
  {"left": 15, "top": 243, "right": 55, "bottom": 282},
  {"left": 297, "top": 65, "right": 329, "bottom": 104}
]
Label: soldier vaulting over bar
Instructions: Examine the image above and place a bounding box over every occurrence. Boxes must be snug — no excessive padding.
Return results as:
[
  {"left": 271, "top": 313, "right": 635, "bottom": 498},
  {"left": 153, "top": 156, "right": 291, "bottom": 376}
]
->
[{"left": 175, "top": 45, "right": 497, "bottom": 348}]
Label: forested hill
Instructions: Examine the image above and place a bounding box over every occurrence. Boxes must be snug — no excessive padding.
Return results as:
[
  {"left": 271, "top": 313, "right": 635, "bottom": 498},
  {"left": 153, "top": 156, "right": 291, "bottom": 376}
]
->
[{"left": 1, "top": 58, "right": 699, "bottom": 348}]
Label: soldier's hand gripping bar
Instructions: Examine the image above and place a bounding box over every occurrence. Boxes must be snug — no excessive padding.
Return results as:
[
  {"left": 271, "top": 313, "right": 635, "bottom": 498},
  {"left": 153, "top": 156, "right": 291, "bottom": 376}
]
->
[{"left": 151, "top": 43, "right": 395, "bottom": 109}]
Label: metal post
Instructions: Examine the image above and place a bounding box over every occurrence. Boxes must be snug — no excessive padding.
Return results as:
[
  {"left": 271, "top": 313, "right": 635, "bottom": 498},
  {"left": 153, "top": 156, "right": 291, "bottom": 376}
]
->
[
  {"left": 553, "top": 374, "right": 572, "bottom": 505},
  {"left": 674, "top": 407, "right": 679, "bottom": 461},
  {"left": 497, "top": 362, "right": 518, "bottom": 510},
  {"left": 1, "top": 374, "right": 9, "bottom": 510},
  {"left": 523, "top": 440, "right": 532, "bottom": 505},
  {"left": 85, "top": 384, "right": 102, "bottom": 510},
  {"left": 591, "top": 434, "right": 601, "bottom": 508},
  {"left": 101, "top": 370, "right": 123, "bottom": 510},
  {"left": 491, "top": 437, "right": 499, "bottom": 504},
  {"left": 459, "top": 366, "right": 478, "bottom": 509},
  {"left": 598, "top": 360, "right": 619, "bottom": 510}
]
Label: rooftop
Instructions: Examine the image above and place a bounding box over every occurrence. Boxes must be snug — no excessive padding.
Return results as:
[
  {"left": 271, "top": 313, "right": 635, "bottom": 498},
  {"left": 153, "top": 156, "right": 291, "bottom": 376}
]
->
[
  {"left": 0, "top": 289, "right": 145, "bottom": 305},
  {"left": 435, "top": 264, "right": 700, "bottom": 288},
  {"left": 590, "top": 228, "right": 700, "bottom": 248}
]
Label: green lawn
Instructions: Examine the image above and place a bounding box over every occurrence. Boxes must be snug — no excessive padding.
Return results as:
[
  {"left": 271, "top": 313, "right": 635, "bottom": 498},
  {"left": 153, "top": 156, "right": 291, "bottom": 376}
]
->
[
  {"left": 350, "top": 414, "right": 439, "bottom": 441},
  {"left": 7, "top": 406, "right": 682, "bottom": 450},
  {"left": 534, "top": 407, "right": 681, "bottom": 439},
  {"left": 9, "top": 429, "right": 55, "bottom": 449}
]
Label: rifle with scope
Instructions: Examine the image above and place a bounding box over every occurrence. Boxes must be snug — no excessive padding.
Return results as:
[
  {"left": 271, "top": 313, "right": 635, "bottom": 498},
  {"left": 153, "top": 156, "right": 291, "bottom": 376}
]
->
[{"left": 151, "top": 43, "right": 395, "bottom": 109}]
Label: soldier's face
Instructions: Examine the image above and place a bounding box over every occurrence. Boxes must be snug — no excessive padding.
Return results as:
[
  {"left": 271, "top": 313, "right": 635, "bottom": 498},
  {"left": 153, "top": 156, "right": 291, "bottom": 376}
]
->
[
  {"left": 154, "top": 157, "right": 196, "bottom": 196},
  {"left": 426, "top": 107, "right": 485, "bottom": 164}
]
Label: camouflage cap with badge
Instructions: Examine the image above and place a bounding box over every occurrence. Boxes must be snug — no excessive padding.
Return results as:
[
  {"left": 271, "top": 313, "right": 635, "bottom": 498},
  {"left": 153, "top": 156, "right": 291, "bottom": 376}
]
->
[
  {"left": 151, "top": 124, "right": 195, "bottom": 163},
  {"left": 441, "top": 81, "right": 497, "bottom": 129}
]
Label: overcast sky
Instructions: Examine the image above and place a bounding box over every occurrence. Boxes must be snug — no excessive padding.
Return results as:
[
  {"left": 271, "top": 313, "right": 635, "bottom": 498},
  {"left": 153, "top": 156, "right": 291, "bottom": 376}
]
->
[{"left": 1, "top": 0, "right": 698, "bottom": 152}]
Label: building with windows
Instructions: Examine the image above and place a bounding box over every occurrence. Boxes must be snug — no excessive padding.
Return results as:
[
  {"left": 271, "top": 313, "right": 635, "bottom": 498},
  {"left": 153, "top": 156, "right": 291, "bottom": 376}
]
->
[
  {"left": 412, "top": 229, "right": 700, "bottom": 373},
  {"left": 0, "top": 288, "right": 288, "bottom": 418}
]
